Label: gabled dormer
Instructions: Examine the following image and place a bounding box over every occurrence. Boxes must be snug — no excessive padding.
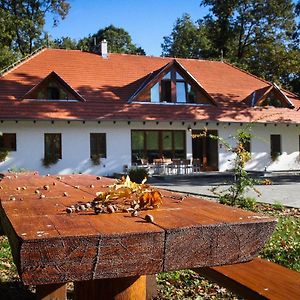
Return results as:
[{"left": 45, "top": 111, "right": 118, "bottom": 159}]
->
[
  {"left": 22, "top": 71, "right": 85, "bottom": 102},
  {"left": 251, "top": 83, "right": 294, "bottom": 108},
  {"left": 129, "top": 60, "right": 216, "bottom": 105}
]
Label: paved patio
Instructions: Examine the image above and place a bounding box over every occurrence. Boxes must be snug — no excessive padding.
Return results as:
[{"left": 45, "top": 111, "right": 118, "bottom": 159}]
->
[{"left": 149, "top": 173, "right": 300, "bottom": 208}]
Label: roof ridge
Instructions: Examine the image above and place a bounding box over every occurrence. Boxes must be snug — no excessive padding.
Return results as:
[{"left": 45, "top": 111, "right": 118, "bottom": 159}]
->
[
  {"left": 109, "top": 52, "right": 219, "bottom": 63},
  {"left": 0, "top": 47, "right": 47, "bottom": 78}
]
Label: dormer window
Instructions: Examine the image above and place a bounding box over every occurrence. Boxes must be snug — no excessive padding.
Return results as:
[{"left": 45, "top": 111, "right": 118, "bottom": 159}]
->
[
  {"left": 22, "top": 71, "right": 85, "bottom": 102},
  {"left": 260, "top": 91, "right": 284, "bottom": 107},
  {"left": 130, "top": 60, "right": 216, "bottom": 106},
  {"left": 253, "top": 84, "right": 294, "bottom": 108},
  {"left": 149, "top": 70, "right": 197, "bottom": 104},
  {"left": 35, "top": 81, "right": 68, "bottom": 100},
  {"left": 48, "top": 86, "right": 60, "bottom": 100}
]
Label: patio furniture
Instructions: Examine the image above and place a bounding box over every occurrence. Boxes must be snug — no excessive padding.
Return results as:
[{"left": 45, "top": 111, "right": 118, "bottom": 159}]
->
[
  {"left": 0, "top": 173, "right": 276, "bottom": 300},
  {"left": 153, "top": 158, "right": 172, "bottom": 175}
]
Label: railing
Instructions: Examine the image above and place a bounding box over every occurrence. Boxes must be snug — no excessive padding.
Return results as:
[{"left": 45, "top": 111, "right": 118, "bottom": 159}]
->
[{"left": 0, "top": 47, "right": 44, "bottom": 77}]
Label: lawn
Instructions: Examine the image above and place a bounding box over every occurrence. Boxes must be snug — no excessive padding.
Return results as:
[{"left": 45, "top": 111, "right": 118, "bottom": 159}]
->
[{"left": 0, "top": 202, "right": 299, "bottom": 300}]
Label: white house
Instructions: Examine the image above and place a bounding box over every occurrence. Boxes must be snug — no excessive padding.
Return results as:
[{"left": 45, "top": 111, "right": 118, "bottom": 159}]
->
[{"left": 0, "top": 45, "right": 300, "bottom": 175}]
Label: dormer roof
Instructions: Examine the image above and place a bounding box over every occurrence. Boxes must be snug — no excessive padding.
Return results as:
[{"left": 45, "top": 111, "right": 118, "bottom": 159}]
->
[
  {"left": 129, "top": 59, "right": 217, "bottom": 105},
  {"left": 0, "top": 48, "right": 299, "bottom": 123},
  {"left": 22, "top": 71, "right": 86, "bottom": 102}
]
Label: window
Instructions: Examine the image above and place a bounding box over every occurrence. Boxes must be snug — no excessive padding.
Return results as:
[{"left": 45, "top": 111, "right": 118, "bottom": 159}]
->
[
  {"left": 23, "top": 71, "right": 85, "bottom": 102},
  {"left": 135, "top": 66, "right": 212, "bottom": 105},
  {"left": 90, "top": 133, "right": 106, "bottom": 158},
  {"left": 0, "top": 133, "right": 16, "bottom": 151},
  {"left": 261, "top": 91, "right": 284, "bottom": 107},
  {"left": 151, "top": 70, "right": 198, "bottom": 104},
  {"left": 270, "top": 134, "right": 281, "bottom": 160},
  {"left": 242, "top": 137, "right": 251, "bottom": 153},
  {"left": 37, "top": 81, "right": 68, "bottom": 100},
  {"left": 44, "top": 134, "right": 62, "bottom": 161},
  {"left": 47, "top": 85, "right": 61, "bottom": 100},
  {"left": 131, "top": 130, "right": 186, "bottom": 163}
]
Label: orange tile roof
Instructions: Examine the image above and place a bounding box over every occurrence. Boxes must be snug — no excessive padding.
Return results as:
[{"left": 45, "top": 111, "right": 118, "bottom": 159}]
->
[{"left": 0, "top": 48, "right": 300, "bottom": 123}]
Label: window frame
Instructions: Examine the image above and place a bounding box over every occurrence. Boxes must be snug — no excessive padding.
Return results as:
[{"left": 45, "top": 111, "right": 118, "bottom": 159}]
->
[
  {"left": 242, "top": 137, "right": 251, "bottom": 153},
  {"left": 44, "top": 133, "right": 62, "bottom": 161},
  {"left": 0, "top": 133, "right": 17, "bottom": 151},
  {"left": 270, "top": 134, "right": 281, "bottom": 160},
  {"left": 131, "top": 130, "right": 186, "bottom": 163},
  {"left": 157, "top": 69, "right": 195, "bottom": 104},
  {"left": 90, "top": 133, "right": 107, "bottom": 159}
]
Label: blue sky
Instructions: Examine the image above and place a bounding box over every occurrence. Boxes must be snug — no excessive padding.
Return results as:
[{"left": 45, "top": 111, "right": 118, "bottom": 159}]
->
[{"left": 45, "top": 0, "right": 208, "bottom": 56}]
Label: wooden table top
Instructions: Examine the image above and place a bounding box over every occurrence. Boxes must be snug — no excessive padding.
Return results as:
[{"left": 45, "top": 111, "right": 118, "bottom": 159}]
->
[{"left": 0, "top": 173, "right": 276, "bottom": 286}]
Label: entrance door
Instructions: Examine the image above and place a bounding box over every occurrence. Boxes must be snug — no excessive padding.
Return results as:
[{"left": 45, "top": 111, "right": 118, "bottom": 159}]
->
[{"left": 192, "top": 130, "right": 219, "bottom": 171}]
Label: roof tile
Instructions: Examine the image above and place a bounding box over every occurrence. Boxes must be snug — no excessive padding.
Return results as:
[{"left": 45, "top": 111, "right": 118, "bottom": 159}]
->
[{"left": 0, "top": 48, "right": 299, "bottom": 123}]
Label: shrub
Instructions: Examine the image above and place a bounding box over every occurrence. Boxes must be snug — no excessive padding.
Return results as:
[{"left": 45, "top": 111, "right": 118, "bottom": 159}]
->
[
  {"left": 128, "top": 168, "right": 148, "bottom": 184},
  {"left": 219, "top": 194, "right": 257, "bottom": 210},
  {"left": 210, "top": 127, "right": 261, "bottom": 209},
  {"left": 0, "top": 149, "right": 9, "bottom": 162},
  {"left": 273, "top": 201, "right": 284, "bottom": 211}
]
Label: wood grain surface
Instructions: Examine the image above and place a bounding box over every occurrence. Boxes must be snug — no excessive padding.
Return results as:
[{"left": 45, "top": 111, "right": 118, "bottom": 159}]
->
[
  {"left": 195, "top": 258, "right": 300, "bottom": 300},
  {"left": 0, "top": 173, "right": 277, "bottom": 285}
]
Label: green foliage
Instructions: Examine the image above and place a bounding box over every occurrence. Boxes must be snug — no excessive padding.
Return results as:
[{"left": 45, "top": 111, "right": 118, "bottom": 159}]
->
[
  {"left": 0, "top": 236, "right": 17, "bottom": 281},
  {"left": 0, "top": 149, "right": 9, "bottom": 162},
  {"left": 219, "top": 194, "right": 257, "bottom": 210},
  {"left": 210, "top": 127, "right": 260, "bottom": 209},
  {"left": 0, "top": 0, "right": 70, "bottom": 69},
  {"left": 8, "top": 167, "right": 27, "bottom": 173},
  {"left": 162, "top": 1, "right": 300, "bottom": 94},
  {"left": 50, "top": 36, "right": 78, "bottom": 50},
  {"left": 78, "top": 25, "right": 145, "bottom": 55},
  {"left": 128, "top": 168, "right": 148, "bottom": 184},
  {"left": 261, "top": 216, "right": 300, "bottom": 271},
  {"left": 273, "top": 201, "right": 284, "bottom": 211},
  {"left": 161, "top": 14, "right": 212, "bottom": 58}
]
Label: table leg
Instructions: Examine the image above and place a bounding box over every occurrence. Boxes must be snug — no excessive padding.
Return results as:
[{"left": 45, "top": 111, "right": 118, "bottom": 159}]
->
[
  {"left": 74, "top": 275, "right": 146, "bottom": 300},
  {"left": 36, "top": 283, "right": 67, "bottom": 300},
  {"left": 146, "top": 275, "right": 158, "bottom": 299}
]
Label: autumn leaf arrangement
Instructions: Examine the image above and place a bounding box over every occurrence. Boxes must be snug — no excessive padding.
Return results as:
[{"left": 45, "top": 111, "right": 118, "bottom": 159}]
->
[{"left": 65, "top": 176, "right": 163, "bottom": 217}]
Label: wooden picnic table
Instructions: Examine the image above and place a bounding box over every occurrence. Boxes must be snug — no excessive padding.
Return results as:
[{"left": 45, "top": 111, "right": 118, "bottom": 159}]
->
[{"left": 0, "top": 173, "right": 276, "bottom": 300}]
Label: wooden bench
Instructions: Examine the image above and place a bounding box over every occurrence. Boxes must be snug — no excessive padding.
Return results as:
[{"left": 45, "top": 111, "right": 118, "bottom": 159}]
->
[{"left": 195, "top": 258, "right": 300, "bottom": 300}]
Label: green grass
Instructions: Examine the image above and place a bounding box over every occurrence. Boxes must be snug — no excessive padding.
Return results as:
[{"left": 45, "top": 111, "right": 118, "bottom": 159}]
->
[
  {"left": 0, "top": 236, "right": 18, "bottom": 281},
  {"left": 157, "top": 270, "right": 239, "bottom": 299},
  {"left": 261, "top": 216, "right": 300, "bottom": 271}
]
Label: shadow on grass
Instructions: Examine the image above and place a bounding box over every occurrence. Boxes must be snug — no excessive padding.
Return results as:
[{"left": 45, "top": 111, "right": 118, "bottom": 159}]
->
[{"left": 0, "top": 281, "right": 34, "bottom": 300}]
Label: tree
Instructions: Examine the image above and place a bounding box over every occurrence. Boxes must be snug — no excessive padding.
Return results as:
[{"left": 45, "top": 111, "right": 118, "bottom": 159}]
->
[
  {"left": 161, "top": 1, "right": 300, "bottom": 94},
  {"left": 161, "top": 14, "right": 212, "bottom": 58},
  {"left": 0, "top": 0, "right": 70, "bottom": 69},
  {"left": 78, "top": 25, "right": 145, "bottom": 55},
  {"left": 50, "top": 36, "right": 77, "bottom": 50},
  {"left": 201, "top": 0, "right": 297, "bottom": 60}
]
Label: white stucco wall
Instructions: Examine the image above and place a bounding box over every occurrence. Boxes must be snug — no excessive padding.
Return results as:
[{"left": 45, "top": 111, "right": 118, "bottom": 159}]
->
[
  {"left": 0, "top": 120, "right": 131, "bottom": 175},
  {"left": 0, "top": 120, "right": 299, "bottom": 175},
  {"left": 215, "top": 122, "right": 300, "bottom": 172}
]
